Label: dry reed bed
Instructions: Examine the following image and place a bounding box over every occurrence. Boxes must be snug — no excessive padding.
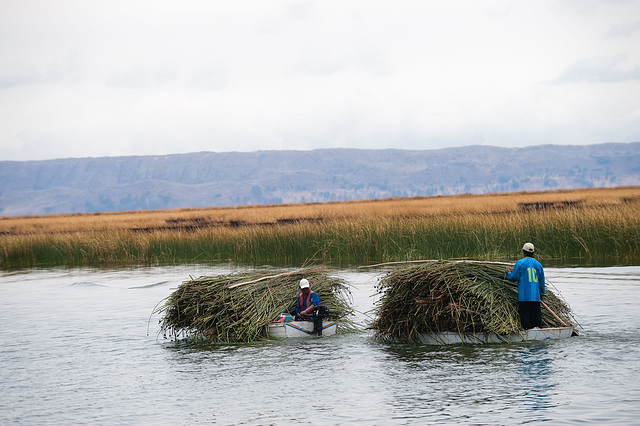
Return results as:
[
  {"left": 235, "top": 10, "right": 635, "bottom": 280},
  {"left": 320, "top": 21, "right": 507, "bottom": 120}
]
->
[
  {"left": 2, "top": 186, "right": 638, "bottom": 235},
  {"left": 1, "top": 187, "right": 639, "bottom": 268}
]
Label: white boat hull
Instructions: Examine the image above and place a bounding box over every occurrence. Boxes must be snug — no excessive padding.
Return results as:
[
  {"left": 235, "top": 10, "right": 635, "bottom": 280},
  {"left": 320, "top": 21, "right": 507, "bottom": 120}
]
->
[
  {"left": 371, "top": 326, "right": 575, "bottom": 345},
  {"left": 266, "top": 320, "right": 337, "bottom": 338},
  {"left": 416, "top": 327, "right": 575, "bottom": 345}
]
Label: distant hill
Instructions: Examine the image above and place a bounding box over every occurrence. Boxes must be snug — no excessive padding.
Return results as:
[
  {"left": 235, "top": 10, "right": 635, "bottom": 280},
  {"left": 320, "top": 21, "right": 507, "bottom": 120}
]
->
[{"left": 1, "top": 143, "right": 639, "bottom": 216}]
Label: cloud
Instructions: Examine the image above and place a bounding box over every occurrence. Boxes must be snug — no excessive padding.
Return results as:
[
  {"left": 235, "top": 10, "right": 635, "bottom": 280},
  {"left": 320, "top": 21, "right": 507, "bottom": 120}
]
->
[
  {"left": 605, "top": 20, "right": 640, "bottom": 38},
  {"left": 1, "top": 1, "right": 640, "bottom": 161},
  {"left": 284, "top": 0, "right": 314, "bottom": 21},
  {"left": 107, "top": 63, "right": 179, "bottom": 88},
  {"left": 0, "top": 60, "right": 42, "bottom": 88},
  {"left": 46, "top": 50, "right": 84, "bottom": 83},
  {"left": 188, "top": 63, "right": 230, "bottom": 90},
  {"left": 0, "top": 51, "right": 84, "bottom": 88},
  {"left": 551, "top": 53, "right": 640, "bottom": 84}
]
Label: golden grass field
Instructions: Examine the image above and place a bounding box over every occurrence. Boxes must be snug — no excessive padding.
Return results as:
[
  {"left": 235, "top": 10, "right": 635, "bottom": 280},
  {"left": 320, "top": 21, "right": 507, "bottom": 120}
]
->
[
  {"left": 1, "top": 186, "right": 639, "bottom": 268},
  {"left": 3, "top": 186, "right": 639, "bottom": 234}
]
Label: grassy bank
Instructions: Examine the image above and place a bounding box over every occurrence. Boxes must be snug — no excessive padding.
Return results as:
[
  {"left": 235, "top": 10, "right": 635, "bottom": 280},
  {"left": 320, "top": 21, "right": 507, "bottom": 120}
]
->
[{"left": 2, "top": 187, "right": 639, "bottom": 269}]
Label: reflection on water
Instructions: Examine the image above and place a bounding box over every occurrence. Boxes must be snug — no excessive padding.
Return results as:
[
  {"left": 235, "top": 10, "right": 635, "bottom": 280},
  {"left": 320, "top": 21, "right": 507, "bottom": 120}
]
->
[
  {"left": 0, "top": 265, "right": 639, "bottom": 424},
  {"left": 516, "top": 343, "right": 555, "bottom": 416},
  {"left": 375, "top": 342, "right": 560, "bottom": 423}
]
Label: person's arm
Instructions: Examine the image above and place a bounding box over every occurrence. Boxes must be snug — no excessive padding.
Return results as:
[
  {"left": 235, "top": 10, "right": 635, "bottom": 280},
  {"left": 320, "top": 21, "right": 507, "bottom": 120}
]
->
[
  {"left": 299, "top": 306, "right": 313, "bottom": 316},
  {"left": 299, "top": 293, "right": 320, "bottom": 316},
  {"left": 299, "top": 303, "right": 316, "bottom": 316},
  {"left": 539, "top": 266, "right": 546, "bottom": 297},
  {"left": 507, "top": 261, "right": 520, "bottom": 281}
]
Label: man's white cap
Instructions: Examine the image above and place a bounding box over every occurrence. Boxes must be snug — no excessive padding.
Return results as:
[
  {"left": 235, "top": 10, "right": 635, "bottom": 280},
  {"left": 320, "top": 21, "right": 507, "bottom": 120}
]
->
[
  {"left": 299, "top": 278, "right": 310, "bottom": 289},
  {"left": 523, "top": 242, "right": 535, "bottom": 253}
]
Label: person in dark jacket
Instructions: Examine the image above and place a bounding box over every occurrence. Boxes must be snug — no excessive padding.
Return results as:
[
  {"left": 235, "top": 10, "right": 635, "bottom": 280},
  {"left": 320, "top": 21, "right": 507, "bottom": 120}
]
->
[{"left": 507, "top": 242, "right": 546, "bottom": 330}]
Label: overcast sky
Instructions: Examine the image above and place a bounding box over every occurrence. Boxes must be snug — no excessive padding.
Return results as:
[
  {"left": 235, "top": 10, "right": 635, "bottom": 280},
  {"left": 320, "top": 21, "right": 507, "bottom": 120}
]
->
[{"left": 1, "top": 0, "right": 639, "bottom": 161}]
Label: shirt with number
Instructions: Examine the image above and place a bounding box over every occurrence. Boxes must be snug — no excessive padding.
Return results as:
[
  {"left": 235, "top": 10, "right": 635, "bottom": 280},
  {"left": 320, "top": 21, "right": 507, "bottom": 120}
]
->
[{"left": 508, "top": 257, "right": 545, "bottom": 302}]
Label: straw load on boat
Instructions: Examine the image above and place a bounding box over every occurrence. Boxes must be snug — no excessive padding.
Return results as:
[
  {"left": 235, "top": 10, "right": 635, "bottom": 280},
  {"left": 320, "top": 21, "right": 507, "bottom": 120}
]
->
[
  {"left": 370, "top": 261, "right": 577, "bottom": 344},
  {"left": 156, "top": 266, "right": 356, "bottom": 342}
]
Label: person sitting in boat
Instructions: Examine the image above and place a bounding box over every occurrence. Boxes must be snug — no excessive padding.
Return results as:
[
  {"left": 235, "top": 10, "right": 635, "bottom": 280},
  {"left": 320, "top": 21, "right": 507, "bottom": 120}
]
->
[
  {"left": 295, "top": 278, "right": 319, "bottom": 321},
  {"left": 507, "top": 242, "right": 546, "bottom": 330}
]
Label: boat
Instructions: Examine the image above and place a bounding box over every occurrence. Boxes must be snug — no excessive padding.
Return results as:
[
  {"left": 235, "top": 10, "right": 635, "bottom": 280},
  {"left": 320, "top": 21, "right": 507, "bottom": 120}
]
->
[
  {"left": 266, "top": 320, "right": 337, "bottom": 338},
  {"left": 415, "top": 326, "right": 576, "bottom": 345},
  {"left": 372, "top": 326, "right": 576, "bottom": 345}
]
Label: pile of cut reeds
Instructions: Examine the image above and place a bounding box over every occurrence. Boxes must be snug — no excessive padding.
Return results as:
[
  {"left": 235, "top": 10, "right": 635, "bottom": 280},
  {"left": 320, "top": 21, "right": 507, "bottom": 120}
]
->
[
  {"left": 156, "top": 266, "right": 356, "bottom": 342},
  {"left": 370, "top": 261, "right": 574, "bottom": 343}
]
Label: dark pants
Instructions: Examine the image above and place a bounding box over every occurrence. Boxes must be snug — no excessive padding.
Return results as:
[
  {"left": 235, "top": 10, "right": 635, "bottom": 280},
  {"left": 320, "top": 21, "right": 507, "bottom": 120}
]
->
[
  {"left": 518, "top": 301, "right": 542, "bottom": 330},
  {"left": 294, "top": 313, "right": 322, "bottom": 335}
]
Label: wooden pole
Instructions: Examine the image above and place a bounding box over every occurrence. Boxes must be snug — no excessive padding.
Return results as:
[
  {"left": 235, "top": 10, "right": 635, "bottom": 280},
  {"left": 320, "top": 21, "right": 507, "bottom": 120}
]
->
[
  {"left": 541, "top": 299, "right": 568, "bottom": 327},
  {"left": 227, "top": 269, "right": 303, "bottom": 289},
  {"left": 358, "top": 259, "right": 514, "bottom": 268}
]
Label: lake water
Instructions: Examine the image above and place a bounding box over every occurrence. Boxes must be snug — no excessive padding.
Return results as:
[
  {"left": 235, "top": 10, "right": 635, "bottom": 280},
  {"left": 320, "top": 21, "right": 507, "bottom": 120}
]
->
[{"left": 1, "top": 264, "right": 639, "bottom": 425}]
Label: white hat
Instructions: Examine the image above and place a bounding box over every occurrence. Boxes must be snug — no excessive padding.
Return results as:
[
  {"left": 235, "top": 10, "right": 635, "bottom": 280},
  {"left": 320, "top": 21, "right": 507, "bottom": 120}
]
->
[
  {"left": 299, "top": 278, "right": 310, "bottom": 289},
  {"left": 522, "top": 242, "right": 535, "bottom": 253}
]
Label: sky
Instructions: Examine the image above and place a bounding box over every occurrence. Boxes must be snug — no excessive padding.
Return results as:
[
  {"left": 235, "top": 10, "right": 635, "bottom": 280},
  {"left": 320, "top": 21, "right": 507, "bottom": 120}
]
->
[{"left": 1, "top": 0, "right": 639, "bottom": 161}]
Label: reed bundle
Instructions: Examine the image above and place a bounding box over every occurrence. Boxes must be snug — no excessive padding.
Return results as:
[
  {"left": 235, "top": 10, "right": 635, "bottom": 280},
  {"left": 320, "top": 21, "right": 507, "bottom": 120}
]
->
[
  {"left": 156, "top": 266, "right": 355, "bottom": 342},
  {"left": 371, "top": 261, "right": 574, "bottom": 342}
]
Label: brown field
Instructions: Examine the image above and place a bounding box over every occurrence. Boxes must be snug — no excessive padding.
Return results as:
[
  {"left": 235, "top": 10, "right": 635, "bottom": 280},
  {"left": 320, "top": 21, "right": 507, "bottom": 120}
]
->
[{"left": 2, "top": 186, "right": 639, "bottom": 236}]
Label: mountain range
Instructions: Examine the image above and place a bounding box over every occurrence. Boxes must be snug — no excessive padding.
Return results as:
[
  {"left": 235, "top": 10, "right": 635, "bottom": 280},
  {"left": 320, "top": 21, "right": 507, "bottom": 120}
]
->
[{"left": 1, "top": 142, "right": 639, "bottom": 216}]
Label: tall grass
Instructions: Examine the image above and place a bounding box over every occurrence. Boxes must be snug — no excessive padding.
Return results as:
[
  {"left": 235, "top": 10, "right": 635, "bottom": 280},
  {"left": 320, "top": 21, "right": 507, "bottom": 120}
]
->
[{"left": 2, "top": 187, "right": 639, "bottom": 269}]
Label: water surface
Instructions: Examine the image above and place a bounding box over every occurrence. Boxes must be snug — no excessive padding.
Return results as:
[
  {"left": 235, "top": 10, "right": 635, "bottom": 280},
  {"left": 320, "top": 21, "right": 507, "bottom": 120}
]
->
[{"left": 1, "top": 265, "right": 639, "bottom": 424}]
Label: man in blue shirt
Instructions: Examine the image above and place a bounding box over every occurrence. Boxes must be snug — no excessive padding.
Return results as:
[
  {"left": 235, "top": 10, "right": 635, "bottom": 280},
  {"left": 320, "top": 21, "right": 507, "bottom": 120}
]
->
[
  {"left": 507, "top": 243, "right": 545, "bottom": 330},
  {"left": 295, "top": 278, "right": 320, "bottom": 321}
]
